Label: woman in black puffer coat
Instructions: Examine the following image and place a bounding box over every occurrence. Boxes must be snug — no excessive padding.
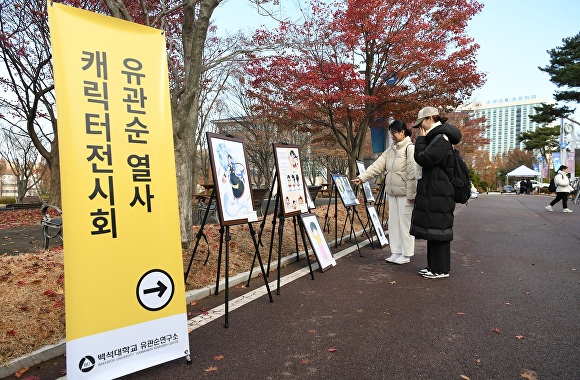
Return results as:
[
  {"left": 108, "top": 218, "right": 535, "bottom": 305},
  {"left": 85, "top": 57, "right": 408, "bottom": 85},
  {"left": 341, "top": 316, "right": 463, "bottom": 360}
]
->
[{"left": 410, "top": 107, "right": 462, "bottom": 279}]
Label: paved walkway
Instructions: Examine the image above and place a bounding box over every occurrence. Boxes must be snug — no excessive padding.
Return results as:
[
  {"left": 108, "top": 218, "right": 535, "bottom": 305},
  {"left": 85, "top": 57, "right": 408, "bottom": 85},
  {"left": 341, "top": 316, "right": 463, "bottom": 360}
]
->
[{"left": 2, "top": 193, "right": 579, "bottom": 379}]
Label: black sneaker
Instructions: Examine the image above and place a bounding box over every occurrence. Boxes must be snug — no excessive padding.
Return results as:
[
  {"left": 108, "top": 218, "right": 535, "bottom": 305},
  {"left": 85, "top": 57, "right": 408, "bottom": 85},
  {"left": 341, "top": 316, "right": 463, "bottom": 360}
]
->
[
  {"left": 422, "top": 271, "right": 449, "bottom": 279},
  {"left": 418, "top": 268, "right": 429, "bottom": 275}
]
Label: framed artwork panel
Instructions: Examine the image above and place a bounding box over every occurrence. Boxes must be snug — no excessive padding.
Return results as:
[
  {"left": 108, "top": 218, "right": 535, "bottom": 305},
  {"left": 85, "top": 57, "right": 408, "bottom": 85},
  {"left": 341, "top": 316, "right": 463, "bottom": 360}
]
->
[
  {"left": 332, "top": 174, "right": 359, "bottom": 207},
  {"left": 356, "top": 160, "right": 375, "bottom": 202},
  {"left": 367, "top": 205, "right": 388, "bottom": 247},
  {"left": 300, "top": 213, "right": 336, "bottom": 272},
  {"left": 273, "top": 144, "right": 309, "bottom": 217},
  {"left": 207, "top": 132, "right": 257, "bottom": 226}
]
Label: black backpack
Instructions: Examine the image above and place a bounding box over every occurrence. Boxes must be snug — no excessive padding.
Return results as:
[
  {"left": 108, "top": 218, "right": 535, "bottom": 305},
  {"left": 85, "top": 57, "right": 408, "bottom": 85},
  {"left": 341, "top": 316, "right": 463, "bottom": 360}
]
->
[
  {"left": 548, "top": 175, "right": 558, "bottom": 192},
  {"left": 447, "top": 147, "right": 471, "bottom": 204}
]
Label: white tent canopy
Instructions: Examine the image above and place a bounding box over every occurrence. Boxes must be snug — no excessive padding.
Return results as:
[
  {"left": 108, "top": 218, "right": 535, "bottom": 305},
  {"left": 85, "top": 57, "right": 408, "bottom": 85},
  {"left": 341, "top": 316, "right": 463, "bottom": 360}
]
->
[{"left": 506, "top": 165, "right": 540, "bottom": 178}]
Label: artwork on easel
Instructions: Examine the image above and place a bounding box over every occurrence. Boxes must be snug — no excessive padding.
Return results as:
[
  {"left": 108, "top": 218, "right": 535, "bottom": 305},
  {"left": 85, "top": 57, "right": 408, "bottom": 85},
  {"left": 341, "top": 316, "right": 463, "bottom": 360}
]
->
[
  {"left": 356, "top": 160, "right": 375, "bottom": 202},
  {"left": 367, "top": 205, "right": 388, "bottom": 247},
  {"left": 332, "top": 174, "right": 359, "bottom": 207},
  {"left": 301, "top": 213, "right": 336, "bottom": 271},
  {"left": 273, "top": 144, "right": 309, "bottom": 216},
  {"left": 207, "top": 132, "right": 257, "bottom": 225}
]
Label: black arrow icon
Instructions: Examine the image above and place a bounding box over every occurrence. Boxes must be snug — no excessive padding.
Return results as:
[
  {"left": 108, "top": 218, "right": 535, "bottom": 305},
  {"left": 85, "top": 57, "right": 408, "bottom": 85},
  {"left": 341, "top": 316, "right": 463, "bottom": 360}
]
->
[{"left": 143, "top": 281, "right": 168, "bottom": 297}]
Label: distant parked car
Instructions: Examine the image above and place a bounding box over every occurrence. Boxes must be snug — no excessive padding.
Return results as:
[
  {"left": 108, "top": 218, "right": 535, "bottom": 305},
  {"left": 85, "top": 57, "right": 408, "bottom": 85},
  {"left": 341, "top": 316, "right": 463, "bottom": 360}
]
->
[{"left": 502, "top": 185, "right": 515, "bottom": 194}]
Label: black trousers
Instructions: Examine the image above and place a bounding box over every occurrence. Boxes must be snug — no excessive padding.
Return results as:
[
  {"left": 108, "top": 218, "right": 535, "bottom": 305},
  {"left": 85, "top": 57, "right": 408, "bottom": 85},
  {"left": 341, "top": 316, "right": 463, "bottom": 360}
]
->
[
  {"left": 427, "top": 240, "right": 450, "bottom": 274},
  {"left": 550, "top": 192, "right": 569, "bottom": 209}
]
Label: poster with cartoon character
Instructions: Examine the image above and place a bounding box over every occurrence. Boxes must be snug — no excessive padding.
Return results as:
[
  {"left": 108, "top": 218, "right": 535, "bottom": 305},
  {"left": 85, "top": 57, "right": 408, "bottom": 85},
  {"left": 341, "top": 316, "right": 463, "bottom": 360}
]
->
[
  {"left": 273, "top": 144, "right": 309, "bottom": 216},
  {"left": 207, "top": 133, "right": 257, "bottom": 225},
  {"left": 332, "top": 174, "right": 359, "bottom": 207},
  {"left": 356, "top": 160, "right": 375, "bottom": 202},
  {"left": 300, "top": 213, "right": 336, "bottom": 272},
  {"left": 367, "top": 205, "right": 388, "bottom": 247}
]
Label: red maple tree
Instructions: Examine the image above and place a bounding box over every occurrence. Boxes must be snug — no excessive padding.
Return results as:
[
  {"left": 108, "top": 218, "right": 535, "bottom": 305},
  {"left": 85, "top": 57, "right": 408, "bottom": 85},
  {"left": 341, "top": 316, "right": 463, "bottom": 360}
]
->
[{"left": 246, "top": 0, "right": 486, "bottom": 177}]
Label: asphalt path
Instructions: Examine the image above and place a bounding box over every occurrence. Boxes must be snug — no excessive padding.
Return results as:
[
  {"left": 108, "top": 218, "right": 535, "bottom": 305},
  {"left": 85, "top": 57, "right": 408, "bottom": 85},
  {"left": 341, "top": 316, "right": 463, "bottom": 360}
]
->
[{"left": 2, "top": 193, "right": 579, "bottom": 379}]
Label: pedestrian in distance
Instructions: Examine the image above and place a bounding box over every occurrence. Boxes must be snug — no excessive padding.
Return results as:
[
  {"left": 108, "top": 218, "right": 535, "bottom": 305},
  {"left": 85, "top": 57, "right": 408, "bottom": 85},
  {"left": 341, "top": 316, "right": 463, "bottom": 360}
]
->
[
  {"left": 519, "top": 179, "right": 526, "bottom": 195},
  {"left": 410, "top": 106, "right": 461, "bottom": 279},
  {"left": 546, "top": 165, "right": 574, "bottom": 213},
  {"left": 352, "top": 120, "right": 417, "bottom": 265},
  {"left": 525, "top": 178, "right": 532, "bottom": 195}
]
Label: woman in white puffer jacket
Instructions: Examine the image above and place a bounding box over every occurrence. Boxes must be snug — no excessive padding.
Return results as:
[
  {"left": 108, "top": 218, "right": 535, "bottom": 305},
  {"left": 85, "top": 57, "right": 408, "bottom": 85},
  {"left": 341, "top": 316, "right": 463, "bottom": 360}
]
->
[
  {"left": 353, "top": 120, "right": 417, "bottom": 265},
  {"left": 546, "top": 165, "right": 574, "bottom": 213}
]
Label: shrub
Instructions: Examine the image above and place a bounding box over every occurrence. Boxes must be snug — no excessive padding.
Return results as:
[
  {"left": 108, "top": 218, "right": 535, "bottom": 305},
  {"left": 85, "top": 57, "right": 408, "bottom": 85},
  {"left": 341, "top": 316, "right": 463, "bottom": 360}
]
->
[{"left": 0, "top": 197, "right": 16, "bottom": 205}]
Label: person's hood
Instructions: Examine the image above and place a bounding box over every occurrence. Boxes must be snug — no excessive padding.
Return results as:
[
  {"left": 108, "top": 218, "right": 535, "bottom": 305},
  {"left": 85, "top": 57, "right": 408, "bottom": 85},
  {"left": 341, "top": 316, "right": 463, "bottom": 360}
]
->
[{"left": 426, "top": 122, "right": 462, "bottom": 145}]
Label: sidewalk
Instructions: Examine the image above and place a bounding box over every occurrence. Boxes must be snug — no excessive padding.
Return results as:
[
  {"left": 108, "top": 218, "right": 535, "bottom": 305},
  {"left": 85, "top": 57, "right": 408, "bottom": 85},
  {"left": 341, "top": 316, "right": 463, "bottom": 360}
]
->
[{"left": 2, "top": 193, "right": 579, "bottom": 379}]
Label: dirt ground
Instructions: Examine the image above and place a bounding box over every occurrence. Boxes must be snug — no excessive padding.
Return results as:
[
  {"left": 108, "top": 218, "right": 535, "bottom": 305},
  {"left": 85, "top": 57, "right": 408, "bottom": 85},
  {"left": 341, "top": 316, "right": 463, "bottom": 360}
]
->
[{"left": 0, "top": 203, "right": 376, "bottom": 369}]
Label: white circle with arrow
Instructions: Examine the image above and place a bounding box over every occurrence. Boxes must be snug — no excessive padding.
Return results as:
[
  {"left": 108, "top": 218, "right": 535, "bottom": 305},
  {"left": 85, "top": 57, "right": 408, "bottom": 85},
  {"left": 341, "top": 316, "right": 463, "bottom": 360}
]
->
[{"left": 136, "top": 269, "right": 174, "bottom": 311}]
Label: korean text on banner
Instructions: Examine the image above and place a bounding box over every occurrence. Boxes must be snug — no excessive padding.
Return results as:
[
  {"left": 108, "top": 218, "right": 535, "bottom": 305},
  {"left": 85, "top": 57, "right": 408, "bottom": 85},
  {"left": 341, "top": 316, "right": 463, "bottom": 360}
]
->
[{"left": 48, "top": 2, "right": 189, "bottom": 378}]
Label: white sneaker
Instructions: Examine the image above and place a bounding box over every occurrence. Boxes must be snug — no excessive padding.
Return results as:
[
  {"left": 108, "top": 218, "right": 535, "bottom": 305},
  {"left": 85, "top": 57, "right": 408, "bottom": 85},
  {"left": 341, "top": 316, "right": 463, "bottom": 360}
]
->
[
  {"left": 392, "top": 255, "right": 410, "bottom": 265},
  {"left": 563, "top": 208, "right": 573, "bottom": 213},
  {"left": 545, "top": 205, "right": 553, "bottom": 212},
  {"left": 385, "top": 253, "right": 399, "bottom": 262}
]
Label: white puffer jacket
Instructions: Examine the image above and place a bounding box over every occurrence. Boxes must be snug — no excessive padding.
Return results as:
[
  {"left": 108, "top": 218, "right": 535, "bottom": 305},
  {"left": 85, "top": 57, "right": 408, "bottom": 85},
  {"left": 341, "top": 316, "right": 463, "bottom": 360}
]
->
[
  {"left": 554, "top": 170, "right": 573, "bottom": 193},
  {"left": 358, "top": 137, "right": 417, "bottom": 199}
]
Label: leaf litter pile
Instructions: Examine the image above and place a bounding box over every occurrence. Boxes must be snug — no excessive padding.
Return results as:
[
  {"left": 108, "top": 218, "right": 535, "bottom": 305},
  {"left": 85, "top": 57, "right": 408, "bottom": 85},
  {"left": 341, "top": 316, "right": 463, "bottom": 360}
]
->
[{"left": 0, "top": 205, "right": 368, "bottom": 367}]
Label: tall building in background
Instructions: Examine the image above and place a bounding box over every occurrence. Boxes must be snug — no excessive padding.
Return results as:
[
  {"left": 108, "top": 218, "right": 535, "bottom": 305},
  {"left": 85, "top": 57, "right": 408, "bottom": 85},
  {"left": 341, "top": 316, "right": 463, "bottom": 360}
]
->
[{"left": 462, "top": 96, "right": 554, "bottom": 158}]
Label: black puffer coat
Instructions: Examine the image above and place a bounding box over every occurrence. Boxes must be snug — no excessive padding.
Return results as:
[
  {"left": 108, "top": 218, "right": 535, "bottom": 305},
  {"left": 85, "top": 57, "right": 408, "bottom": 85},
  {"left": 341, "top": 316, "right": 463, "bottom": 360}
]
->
[{"left": 410, "top": 123, "right": 461, "bottom": 241}]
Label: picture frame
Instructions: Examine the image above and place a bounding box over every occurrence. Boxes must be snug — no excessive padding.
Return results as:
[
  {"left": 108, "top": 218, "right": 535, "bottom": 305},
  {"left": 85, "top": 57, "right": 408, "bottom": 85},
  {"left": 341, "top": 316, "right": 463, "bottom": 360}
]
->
[
  {"left": 332, "top": 173, "right": 359, "bottom": 207},
  {"left": 273, "top": 143, "right": 309, "bottom": 217},
  {"left": 207, "top": 132, "right": 257, "bottom": 226},
  {"left": 300, "top": 213, "right": 336, "bottom": 272},
  {"left": 367, "top": 205, "right": 388, "bottom": 247},
  {"left": 356, "top": 160, "right": 375, "bottom": 202}
]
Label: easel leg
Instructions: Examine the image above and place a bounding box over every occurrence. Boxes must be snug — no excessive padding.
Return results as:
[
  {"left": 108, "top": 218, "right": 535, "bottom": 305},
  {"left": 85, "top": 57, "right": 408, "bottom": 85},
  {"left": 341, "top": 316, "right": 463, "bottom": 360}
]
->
[
  {"left": 214, "top": 227, "right": 224, "bottom": 295},
  {"left": 184, "top": 190, "right": 216, "bottom": 281},
  {"left": 354, "top": 207, "right": 374, "bottom": 249},
  {"left": 248, "top": 223, "right": 274, "bottom": 302},
  {"left": 349, "top": 208, "right": 362, "bottom": 256},
  {"left": 339, "top": 207, "right": 350, "bottom": 245},
  {"left": 224, "top": 226, "right": 230, "bottom": 328},
  {"left": 276, "top": 215, "right": 285, "bottom": 295},
  {"left": 293, "top": 215, "right": 300, "bottom": 262}
]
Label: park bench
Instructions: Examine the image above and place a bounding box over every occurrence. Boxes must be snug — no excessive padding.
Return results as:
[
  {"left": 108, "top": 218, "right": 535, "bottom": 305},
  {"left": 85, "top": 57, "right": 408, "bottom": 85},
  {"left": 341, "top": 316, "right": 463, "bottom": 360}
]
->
[
  {"left": 40, "top": 204, "right": 63, "bottom": 249},
  {"left": 7, "top": 196, "right": 44, "bottom": 210}
]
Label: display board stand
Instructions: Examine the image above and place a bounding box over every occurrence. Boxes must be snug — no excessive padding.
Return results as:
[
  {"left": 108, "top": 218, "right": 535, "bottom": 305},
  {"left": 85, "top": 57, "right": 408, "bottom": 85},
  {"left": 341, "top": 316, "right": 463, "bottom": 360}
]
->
[
  {"left": 322, "top": 180, "right": 339, "bottom": 247},
  {"left": 351, "top": 183, "right": 377, "bottom": 249},
  {"left": 184, "top": 188, "right": 273, "bottom": 327},
  {"left": 248, "top": 170, "right": 315, "bottom": 294}
]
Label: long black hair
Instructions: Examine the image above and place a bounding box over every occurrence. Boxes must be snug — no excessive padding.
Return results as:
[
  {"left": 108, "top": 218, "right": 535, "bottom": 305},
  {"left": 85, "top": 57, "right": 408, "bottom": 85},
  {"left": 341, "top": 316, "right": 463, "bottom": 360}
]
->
[{"left": 388, "top": 119, "right": 412, "bottom": 137}]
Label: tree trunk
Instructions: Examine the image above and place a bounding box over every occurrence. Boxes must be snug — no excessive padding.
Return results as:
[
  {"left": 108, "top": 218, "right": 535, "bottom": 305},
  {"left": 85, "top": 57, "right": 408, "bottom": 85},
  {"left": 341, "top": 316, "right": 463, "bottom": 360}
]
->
[{"left": 174, "top": 123, "right": 196, "bottom": 245}]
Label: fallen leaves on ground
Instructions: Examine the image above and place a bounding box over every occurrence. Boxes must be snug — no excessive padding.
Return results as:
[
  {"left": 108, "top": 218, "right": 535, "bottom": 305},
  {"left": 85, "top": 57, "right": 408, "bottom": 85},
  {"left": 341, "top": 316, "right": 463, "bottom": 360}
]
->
[
  {"left": 204, "top": 366, "right": 218, "bottom": 372},
  {"left": 492, "top": 327, "right": 501, "bottom": 334},
  {"left": 0, "top": 204, "right": 366, "bottom": 367},
  {"left": 0, "top": 209, "right": 43, "bottom": 229},
  {"left": 520, "top": 368, "right": 538, "bottom": 379}
]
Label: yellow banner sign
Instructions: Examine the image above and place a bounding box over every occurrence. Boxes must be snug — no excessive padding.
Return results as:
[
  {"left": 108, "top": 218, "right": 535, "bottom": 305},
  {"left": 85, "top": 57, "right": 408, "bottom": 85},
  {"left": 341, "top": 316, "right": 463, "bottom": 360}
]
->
[{"left": 48, "top": 2, "right": 189, "bottom": 378}]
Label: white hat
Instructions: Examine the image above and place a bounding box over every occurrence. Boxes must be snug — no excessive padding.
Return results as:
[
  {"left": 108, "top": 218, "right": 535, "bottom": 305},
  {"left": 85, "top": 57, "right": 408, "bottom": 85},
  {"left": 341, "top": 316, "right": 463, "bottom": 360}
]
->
[{"left": 412, "top": 106, "right": 439, "bottom": 128}]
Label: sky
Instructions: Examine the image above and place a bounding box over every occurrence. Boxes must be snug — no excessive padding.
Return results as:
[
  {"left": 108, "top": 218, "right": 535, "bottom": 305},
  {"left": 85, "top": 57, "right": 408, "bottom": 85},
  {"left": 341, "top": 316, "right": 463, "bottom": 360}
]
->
[{"left": 212, "top": 0, "right": 580, "bottom": 117}]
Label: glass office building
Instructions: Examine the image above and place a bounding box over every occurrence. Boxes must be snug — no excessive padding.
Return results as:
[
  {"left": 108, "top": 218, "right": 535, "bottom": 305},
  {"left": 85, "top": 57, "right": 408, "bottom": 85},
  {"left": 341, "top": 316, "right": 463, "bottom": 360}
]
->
[{"left": 463, "top": 96, "right": 554, "bottom": 158}]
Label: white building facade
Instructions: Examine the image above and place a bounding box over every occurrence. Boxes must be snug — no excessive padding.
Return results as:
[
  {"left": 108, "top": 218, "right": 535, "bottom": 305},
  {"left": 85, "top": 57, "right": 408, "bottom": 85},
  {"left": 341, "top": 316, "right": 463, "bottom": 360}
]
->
[{"left": 462, "top": 96, "right": 554, "bottom": 158}]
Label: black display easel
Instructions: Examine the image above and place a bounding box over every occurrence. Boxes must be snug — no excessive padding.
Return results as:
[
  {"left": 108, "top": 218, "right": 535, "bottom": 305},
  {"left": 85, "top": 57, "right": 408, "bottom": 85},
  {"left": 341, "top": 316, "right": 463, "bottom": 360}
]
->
[
  {"left": 184, "top": 188, "right": 273, "bottom": 328},
  {"left": 248, "top": 169, "right": 315, "bottom": 294},
  {"left": 322, "top": 179, "right": 339, "bottom": 247},
  {"left": 351, "top": 183, "right": 377, "bottom": 249}
]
